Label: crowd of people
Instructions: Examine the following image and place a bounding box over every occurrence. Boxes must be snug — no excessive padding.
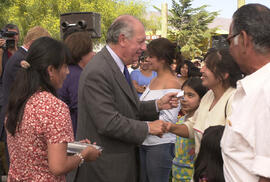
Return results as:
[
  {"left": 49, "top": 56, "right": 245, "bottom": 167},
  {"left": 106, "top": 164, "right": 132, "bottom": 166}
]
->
[{"left": 0, "top": 3, "right": 269, "bottom": 182}]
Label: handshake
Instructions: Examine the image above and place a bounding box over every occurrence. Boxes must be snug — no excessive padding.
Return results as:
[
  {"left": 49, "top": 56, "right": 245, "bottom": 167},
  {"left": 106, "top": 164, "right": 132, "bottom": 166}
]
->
[{"left": 148, "top": 120, "right": 172, "bottom": 137}]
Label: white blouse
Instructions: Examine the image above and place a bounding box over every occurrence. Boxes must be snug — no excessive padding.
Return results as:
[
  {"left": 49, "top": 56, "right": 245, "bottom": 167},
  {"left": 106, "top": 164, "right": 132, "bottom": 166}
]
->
[{"left": 140, "top": 87, "right": 181, "bottom": 146}]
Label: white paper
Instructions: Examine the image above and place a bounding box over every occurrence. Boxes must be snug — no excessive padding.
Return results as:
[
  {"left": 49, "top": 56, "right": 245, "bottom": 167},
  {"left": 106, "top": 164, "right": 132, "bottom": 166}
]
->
[
  {"left": 176, "top": 90, "right": 184, "bottom": 97},
  {"left": 67, "top": 142, "right": 103, "bottom": 154}
]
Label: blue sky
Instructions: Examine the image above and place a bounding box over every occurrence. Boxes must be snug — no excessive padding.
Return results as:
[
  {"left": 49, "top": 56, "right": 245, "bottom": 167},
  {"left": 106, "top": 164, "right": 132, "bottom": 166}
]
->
[{"left": 150, "top": 0, "right": 270, "bottom": 18}]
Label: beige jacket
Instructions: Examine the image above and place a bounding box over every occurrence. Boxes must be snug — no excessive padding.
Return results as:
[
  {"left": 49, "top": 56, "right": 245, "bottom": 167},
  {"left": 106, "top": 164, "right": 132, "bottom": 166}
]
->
[{"left": 184, "top": 87, "right": 235, "bottom": 155}]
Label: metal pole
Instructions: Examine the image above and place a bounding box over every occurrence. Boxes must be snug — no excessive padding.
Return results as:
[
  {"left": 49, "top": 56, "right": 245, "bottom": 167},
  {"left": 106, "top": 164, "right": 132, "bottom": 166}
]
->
[
  {"left": 238, "top": 0, "right": 245, "bottom": 8},
  {"left": 161, "top": 3, "right": 168, "bottom": 38}
]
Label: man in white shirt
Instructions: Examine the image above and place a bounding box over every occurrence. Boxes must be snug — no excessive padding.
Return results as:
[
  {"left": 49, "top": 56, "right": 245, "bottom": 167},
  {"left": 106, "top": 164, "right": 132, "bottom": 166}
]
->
[{"left": 221, "top": 4, "right": 270, "bottom": 182}]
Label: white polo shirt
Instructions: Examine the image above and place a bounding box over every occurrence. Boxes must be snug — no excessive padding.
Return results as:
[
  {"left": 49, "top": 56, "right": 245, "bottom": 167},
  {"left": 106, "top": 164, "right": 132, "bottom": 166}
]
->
[{"left": 221, "top": 62, "right": 270, "bottom": 182}]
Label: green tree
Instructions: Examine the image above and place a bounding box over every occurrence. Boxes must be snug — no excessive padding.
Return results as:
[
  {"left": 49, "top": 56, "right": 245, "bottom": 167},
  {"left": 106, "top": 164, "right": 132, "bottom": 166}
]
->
[
  {"left": 142, "top": 11, "right": 162, "bottom": 35},
  {"left": 1, "top": 0, "right": 149, "bottom": 45},
  {"left": 0, "top": 0, "right": 12, "bottom": 28},
  {"left": 168, "top": 0, "right": 218, "bottom": 59}
]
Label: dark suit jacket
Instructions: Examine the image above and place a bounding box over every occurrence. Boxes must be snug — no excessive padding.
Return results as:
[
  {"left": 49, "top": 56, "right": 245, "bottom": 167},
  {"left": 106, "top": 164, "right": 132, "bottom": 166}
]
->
[
  {"left": 0, "top": 49, "right": 10, "bottom": 107},
  {"left": 0, "top": 47, "right": 27, "bottom": 139},
  {"left": 68, "top": 47, "right": 159, "bottom": 182}
]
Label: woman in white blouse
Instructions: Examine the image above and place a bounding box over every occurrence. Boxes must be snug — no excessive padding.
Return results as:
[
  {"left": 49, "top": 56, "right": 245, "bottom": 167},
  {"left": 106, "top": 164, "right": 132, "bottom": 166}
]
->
[
  {"left": 167, "top": 49, "right": 243, "bottom": 155},
  {"left": 139, "top": 38, "right": 181, "bottom": 182}
]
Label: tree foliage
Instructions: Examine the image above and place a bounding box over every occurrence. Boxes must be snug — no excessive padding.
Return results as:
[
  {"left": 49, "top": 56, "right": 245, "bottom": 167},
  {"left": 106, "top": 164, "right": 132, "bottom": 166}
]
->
[
  {"left": 0, "top": 0, "right": 150, "bottom": 45},
  {"left": 142, "top": 12, "right": 162, "bottom": 34},
  {"left": 168, "top": 0, "right": 218, "bottom": 59}
]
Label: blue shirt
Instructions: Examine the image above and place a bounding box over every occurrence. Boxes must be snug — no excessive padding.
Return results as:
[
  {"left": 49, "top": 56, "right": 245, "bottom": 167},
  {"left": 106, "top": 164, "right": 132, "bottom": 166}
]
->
[{"left": 130, "top": 69, "right": 157, "bottom": 97}]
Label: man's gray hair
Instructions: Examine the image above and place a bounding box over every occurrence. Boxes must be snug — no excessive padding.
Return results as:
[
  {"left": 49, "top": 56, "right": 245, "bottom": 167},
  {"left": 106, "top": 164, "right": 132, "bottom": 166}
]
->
[
  {"left": 106, "top": 16, "right": 135, "bottom": 44},
  {"left": 232, "top": 3, "right": 270, "bottom": 54}
]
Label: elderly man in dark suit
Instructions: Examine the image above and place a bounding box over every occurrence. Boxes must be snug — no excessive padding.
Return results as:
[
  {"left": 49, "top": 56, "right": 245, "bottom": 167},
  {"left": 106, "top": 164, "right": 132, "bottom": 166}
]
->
[{"left": 68, "top": 15, "right": 179, "bottom": 182}]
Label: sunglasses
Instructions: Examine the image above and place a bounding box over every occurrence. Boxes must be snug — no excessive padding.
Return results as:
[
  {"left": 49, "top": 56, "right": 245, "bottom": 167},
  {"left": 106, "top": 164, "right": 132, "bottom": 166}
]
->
[{"left": 227, "top": 33, "right": 240, "bottom": 45}]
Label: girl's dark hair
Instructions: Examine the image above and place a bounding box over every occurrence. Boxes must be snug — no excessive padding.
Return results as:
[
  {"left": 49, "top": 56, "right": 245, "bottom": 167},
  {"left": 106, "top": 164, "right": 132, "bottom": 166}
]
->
[
  {"left": 175, "top": 52, "right": 184, "bottom": 74},
  {"left": 194, "top": 125, "right": 225, "bottom": 182},
  {"left": 6, "top": 37, "right": 71, "bottom": 136},
  {"left": 189, "top": 66, "right": 201, "bottom": 77},
  {"left": 204, "top": 49, "right": 243, "bottom": 88},
  {"left": 182, "top": 77, "right": 208, "bottom": 99},
  {"left": 178, "top": 60, "right": 201, "bottom": 77},
  {"left": 147, "top": 38, "right": 176, "bottom": 68}
]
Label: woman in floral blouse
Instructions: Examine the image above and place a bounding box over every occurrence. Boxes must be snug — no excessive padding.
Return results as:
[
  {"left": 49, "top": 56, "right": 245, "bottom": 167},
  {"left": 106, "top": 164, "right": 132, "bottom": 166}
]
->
[{"left": 5, "top": 37, "right": 101, "bottom": 181}]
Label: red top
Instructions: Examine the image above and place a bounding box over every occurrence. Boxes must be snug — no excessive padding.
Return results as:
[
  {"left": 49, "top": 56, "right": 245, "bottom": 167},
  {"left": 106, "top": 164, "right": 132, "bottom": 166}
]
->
[{"left": 7, "top": 91, "right": 74, "bottom": 182}]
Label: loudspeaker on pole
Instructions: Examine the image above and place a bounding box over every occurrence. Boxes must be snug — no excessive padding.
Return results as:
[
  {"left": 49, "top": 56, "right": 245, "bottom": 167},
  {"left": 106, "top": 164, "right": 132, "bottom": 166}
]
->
[{"left": 60, "top": 12, "right": 101, "bottom": 39}]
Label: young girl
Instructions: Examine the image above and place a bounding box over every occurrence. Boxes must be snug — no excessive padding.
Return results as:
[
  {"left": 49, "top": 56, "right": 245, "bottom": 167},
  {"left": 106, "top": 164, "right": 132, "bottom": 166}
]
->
[
  {"left": 170, "top": 77, "right": 208, "bottom": 182},
  {"left": 177, "top": 60, "right": 193, "bottom": 87},
  {"left": 194, "top": 125, "right": 225, "bottom": 182}
]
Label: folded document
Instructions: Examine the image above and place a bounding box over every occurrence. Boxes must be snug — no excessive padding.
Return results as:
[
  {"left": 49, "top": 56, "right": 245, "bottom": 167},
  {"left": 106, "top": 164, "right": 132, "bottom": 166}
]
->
[{"left": 67, "top": 142, "right": 103, "bottom": 154}]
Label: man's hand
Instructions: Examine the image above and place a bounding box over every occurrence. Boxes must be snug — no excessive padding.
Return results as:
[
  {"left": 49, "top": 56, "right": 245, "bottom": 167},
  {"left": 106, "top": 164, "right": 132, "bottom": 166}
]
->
[
  {"left": 157, "top": 92, "right": 180, "bottom": 110},
  {"left": 148, "top": 120, "right": 167, "bottom": 137}
]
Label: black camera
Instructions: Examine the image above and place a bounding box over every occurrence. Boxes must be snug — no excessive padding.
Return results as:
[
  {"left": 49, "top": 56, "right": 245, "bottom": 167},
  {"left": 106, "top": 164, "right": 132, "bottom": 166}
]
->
[{"left": 0, "top": 30, "right": 17, "bottom": 49}]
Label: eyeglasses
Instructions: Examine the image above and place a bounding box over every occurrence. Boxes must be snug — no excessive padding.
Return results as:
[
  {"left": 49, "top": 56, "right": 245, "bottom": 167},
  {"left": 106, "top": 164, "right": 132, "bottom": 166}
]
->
[{"left": 227, "top": 33, "right": 240, "bottom": 45}]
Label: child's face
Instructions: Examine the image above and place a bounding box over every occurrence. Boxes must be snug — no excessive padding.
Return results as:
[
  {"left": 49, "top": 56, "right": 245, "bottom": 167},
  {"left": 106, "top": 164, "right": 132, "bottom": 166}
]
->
[
  {"left": 180, "top": 85, "right": 200, "bottom": 114},
  {"left": 180, "top": 64, "right": 188, "bottom": 77}
]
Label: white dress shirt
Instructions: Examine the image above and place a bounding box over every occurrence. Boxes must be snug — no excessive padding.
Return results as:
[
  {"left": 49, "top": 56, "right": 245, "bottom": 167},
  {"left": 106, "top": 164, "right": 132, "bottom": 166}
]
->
[
  {"left": 221, "top": 62, "right": 270, "bottom": 182},
  {"left": 106, "top": 45, "right": 125, "bottom": 73}
]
